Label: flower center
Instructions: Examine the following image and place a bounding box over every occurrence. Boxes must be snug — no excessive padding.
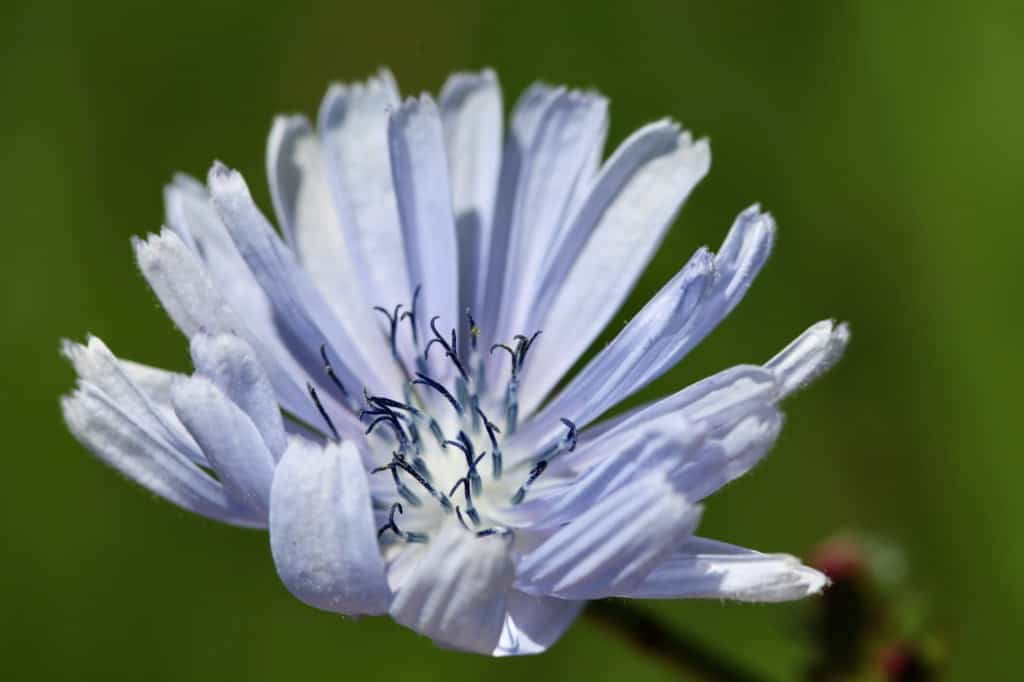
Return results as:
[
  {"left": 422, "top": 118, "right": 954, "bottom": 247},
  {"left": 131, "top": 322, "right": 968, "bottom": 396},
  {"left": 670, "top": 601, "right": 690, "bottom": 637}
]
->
[{"left": 306, "top": 286, "right": 577, "bottom": 551}]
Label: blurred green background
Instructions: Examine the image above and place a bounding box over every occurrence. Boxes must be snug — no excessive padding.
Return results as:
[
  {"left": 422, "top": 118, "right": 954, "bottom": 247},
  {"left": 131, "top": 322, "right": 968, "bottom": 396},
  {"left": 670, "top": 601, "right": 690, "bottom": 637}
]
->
[{"left": 2, "top": 1, "right": 1020, "bottom": 680}]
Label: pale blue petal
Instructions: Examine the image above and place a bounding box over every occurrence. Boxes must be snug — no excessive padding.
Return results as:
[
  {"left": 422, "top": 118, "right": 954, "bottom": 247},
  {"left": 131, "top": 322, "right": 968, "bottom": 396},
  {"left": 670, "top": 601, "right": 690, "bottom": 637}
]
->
[
  {"left": 670, "top": 407, "right": 783, "bottom": 502},
  {"left": 477, "top": 84, "right": 585, "bottom": 354},
  {"left": 189, "top": 332, "right": 287, "bottom": 460},
  {"left": 623, "top": 537, "right": 828, "bottom": 602},
  {"left": 172, "top": 376, "right": 276, "bottom": 519},
  {"left": 61, "top": 385, "right": 257, "bottom": 527},
  {"left": 388, "top": 95, "right": 461, "bottom": 346},
  {"left": 519, "top": 122, "right": 710, "bottom": 414},
  {"left": 390, "top": 523, "right": 514, "bottom": 654},
  {"left": 503, "top": 427, "right": 708, "bottom": 532},
  {"left": 766, "top": 320, "right": 850, "bottom": 398},
  {"left": 318, "top": 70, "right": 411, "bottom": 314},
  {"left": 208, "top": 163, "right": 392, "bottom": 424},
  {"left": 493, "top": 591, "right": 584, "bottom": 657},
  {"left": 516, "top": 206, "right": 774, "bottom": 449},
  {"left": 575, "top": 364, "right": 779, "bottom": 468},
  {"left": 516, "top": 470, "right": 703, "bottom": 599},
  {"left": 439, "top": 69, "right": 503, "bottom": 318},
  {"left": 510, "top": 246, "right": 715, "bottom": 450},
  {"left": 269, "top": 439, "right": 390, "bottom": 615},
  {"left": 266, "top": 115, "right": 391, "bottom": 371},
  {"left": 490, "top": 89, "right": 609, "bottom": 354}
]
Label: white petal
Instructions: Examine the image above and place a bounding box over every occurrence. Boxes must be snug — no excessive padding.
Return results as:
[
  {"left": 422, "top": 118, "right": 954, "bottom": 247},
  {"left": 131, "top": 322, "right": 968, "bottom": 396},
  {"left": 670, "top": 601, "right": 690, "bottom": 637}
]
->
[
  {"left": 61, "top": 335, "right": 203, "bottom": 464},
  {"left": 439, "top": 69, "right": 503, "bottom": 316},
  {"left": 766, "top": 320, "right": 850, "bottom": 398},
  {"left": 390, "top": 524, "right": 514, "bottom": 654},
  {"left": 265, "top": 115, "right": 389, "bottom": 369},
  {"left": 269, "top": 439, "right": 390, "bottom": 615},
  {"left": 515, "top": 470, "right": 703, "bottom": 599},
  {"left": 318, "top": 71, "right": 411, "bottom": 313},
  {"left": 493, "top": 591, "right": 584, "bottom": 657},
  {"left": 117, "top": 359, "right": 182, "bottom": 408},
  {"left": 208, "top": 162, "right": 397, "bottom": 409},
  {"left": 172, "top": 376, "right": 276, "bottom": 519},
  {"left": 61, "top": 385, "right": 256, "bottom": 526},
  {"left": 623, "top": 537, "right": 828, "bottom": 602},
  {"left": 519, "top": 123, "right": 710, "bottom": 413},
  {"left": 189, "top": 333, "right": 287, "bottom": 460},
  {"left": 133, "top": 228, "right": 242, "bottom": 339},
  {"left": 490, "top": 89, "right": 609, "bottom": 358},
  {"left": 388, "top": 95, "right": 460, "bottom": 343},
  {"left": 516, "top": 206, "right": 774, "bottom": 448}
]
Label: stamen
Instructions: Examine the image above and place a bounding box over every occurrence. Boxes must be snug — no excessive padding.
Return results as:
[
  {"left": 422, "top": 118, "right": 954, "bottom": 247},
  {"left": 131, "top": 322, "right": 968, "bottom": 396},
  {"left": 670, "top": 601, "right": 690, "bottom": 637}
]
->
[
  {"left": 476, "top": 527, "right": 512, "bottom": 539},
  {"left": 319, "top": 344, "right": 349, "bottom": 400},
  {"left": 306, "top": 382, "right": 339, "bottom": 440},
  {"left": 425, "top": 316, "right": 468, "bottom": 380},
  {"left": 399, "top": 285, "right": 422, "bottom": 348},
  {"left": 475, "top": 405, "right": 503, "bottom": 479},
  {"left": 490, "top": 343, "right": 519, "bottom": 378},
  {"left": 377, "top": 502, "right": 428, "bottom": 543},
  {"left": 449, "top": 478, "right": 480, "bottom": 526},
  {"left": 510, "top": 419, "right": 576, "bottom": 505},
  {"left": 510, "top": 460, "right": 547, "bottom": 505},
  {"left": 372, "top": 453, "right": 452, "bottom": 512},
  {"left": 374, "top": 304, "right": 403, "bottom": 361},
  {"left": 411, "top": 372, "right": 464, "bottom": 415}
]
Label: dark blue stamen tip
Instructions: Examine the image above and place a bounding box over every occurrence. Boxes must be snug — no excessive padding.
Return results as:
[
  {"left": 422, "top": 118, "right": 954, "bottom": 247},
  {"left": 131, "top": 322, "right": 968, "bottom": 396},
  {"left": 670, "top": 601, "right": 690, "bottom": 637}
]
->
[
  {"left": 424, "top": 315, "right": 468, "bottom": 379},
  {"left": 412, "top": 372, "right": 464, "bottom": 415},
  {"left": 319, "top": 344, "right": 349, "bottom": 398},
  {"left": 306, "top": 382, "right": 339, "bottom": 441},
  {"left": 399, "top": 285, "right": 422, "bottom": 347},
  {"left": 511, "top": 460, "right": 548, "bottom": 505},
  {"left": 476, "top": 527, "right": 512, "bottom": 539}
]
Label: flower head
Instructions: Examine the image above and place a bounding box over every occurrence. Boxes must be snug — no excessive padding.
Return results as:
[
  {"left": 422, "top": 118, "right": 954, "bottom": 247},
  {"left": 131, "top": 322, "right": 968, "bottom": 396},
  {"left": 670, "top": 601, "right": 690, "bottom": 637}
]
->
[{"left": 62, "top": 68, "right": 848, "bottom": 655}]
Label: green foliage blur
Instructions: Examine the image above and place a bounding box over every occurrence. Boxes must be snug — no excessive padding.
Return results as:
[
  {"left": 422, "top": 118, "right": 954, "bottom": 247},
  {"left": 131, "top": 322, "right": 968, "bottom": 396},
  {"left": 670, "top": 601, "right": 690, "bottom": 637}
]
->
[{"left": 2, "top": 1, "right": 1020, "bottom": 679}]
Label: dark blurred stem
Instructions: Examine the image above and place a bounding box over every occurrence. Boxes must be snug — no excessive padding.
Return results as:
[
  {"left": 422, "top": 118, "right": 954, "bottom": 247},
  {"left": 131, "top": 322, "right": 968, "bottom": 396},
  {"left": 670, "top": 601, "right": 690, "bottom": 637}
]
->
[{"left": 585, "top": 601, "right": 771, "bottom": 682}]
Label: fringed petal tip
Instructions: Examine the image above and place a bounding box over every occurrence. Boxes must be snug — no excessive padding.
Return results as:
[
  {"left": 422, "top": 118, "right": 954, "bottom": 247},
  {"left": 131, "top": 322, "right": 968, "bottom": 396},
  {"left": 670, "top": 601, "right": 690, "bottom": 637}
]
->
[{"left": 767, "top": 319, "right": 850, "bottom": 399}]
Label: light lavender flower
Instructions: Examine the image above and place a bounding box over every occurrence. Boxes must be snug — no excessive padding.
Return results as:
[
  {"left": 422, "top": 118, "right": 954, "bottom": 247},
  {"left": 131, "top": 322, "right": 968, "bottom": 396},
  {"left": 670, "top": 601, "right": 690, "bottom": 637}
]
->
[{"left": 61, "top": 68, "right": 849, "bottom": 656}]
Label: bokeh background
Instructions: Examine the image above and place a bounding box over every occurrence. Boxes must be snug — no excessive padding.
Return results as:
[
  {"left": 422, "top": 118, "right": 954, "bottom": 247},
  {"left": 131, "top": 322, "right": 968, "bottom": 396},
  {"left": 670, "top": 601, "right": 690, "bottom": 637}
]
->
[{"left": 3, "top": 1, "right": 1020, "bottom": 680}]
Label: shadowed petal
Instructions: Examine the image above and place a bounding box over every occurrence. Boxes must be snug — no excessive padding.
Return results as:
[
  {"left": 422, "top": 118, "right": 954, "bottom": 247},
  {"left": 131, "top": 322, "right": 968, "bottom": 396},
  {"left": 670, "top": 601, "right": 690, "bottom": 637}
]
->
[
  {"left": 439, "top": 69, "right": 503, "bottom": 317},
  {"left": 269, "top": 439, "right": 390, "bottom": 615},
  {"left": 189, "top": 333, "right": 287, "bottom": 460},
  {"left": 173, "top": 376, "right": 276, "bottom": 519},
  {"left": 493, "top": 591, "right": 584, "bottom": 657},
  {"left": 390, "top": 524, "right": 514, "bottom": 654},
  {"left": 388, "top": 95, "right": 460, "bottom": 347},
  {"left": 516, "top": 468, "right": 703, "bottom": 599}
]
